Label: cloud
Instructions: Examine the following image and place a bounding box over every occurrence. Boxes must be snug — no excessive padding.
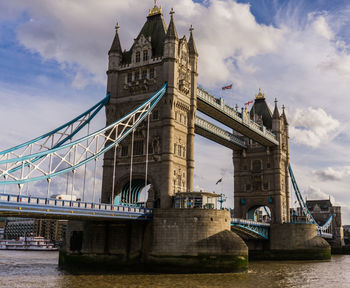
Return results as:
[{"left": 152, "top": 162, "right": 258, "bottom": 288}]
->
[
  {"left": 304, "top": 185, "right": 334, "bottom": 202},
  {"left": 289, "top": 107, "right": 339, "bottom": 147},
  {"left": 314, "top": 166, "right": 350, "bottom": 181},
  {"left": 309, "top": 13, "right": 334, "bottom": 40},
  {"left": 1, "top": 0, "right": 284, "bottom": 89}
]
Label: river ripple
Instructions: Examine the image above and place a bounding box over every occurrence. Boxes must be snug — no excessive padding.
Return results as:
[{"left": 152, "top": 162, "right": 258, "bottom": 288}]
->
[{"left": 0, "top": 251, "right": 349, "bottom": 288}]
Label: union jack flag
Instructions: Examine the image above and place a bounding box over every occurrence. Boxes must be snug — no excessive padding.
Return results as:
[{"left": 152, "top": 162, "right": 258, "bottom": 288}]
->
[
  {"left": 245, "top": 100, "right": 253, "bottom": 106},
  {"left": 222, "top": 84, "right": 232, "bottom": 90}
]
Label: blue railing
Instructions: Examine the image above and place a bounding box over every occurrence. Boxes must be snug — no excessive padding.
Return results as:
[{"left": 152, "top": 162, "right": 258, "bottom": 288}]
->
[
  {"left": 0, "top": 193, "right": 152, "bottom": 220},
  {"left": 231, "top": 218, "right": 270, "bottom": 239},
  {"left": 289, "top": 163, "right": 333, "bottom": 237}
]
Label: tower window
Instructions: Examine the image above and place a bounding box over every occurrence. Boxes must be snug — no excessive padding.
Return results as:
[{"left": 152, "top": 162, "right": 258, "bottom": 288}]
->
[
  {"left": 174, "top": 144, "right": 177, "bottom": 154},
  {"left": 150, "top": 68, "right": 155, "bottom": 79},
  {"left": 143, "top": 50, "right": 148, "bottom": 61},
  {"left": 142, "top": 70, "right": 147, "bottom": 80},
  {"left": 133, "top": 140, "right": 144, "bottom": 155},
  {"left": 127, "top": 73, "right": 132, "bottom": 83},
  {"left": 135, "top": 71, "right": 140, "bottom": 81},
  {"left": 136, "top": 51, "right": 140, "bottom": 63}
]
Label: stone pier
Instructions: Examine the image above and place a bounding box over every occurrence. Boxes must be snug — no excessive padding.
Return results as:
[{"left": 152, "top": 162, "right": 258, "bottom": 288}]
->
[{"left": 59, "top": 209, "right": 248, "bottom": 273}]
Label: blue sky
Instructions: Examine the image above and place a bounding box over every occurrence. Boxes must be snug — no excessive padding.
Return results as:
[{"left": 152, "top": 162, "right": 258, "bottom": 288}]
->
[{"left": 1, "top": 0, "right": 350, "bottom": 223}]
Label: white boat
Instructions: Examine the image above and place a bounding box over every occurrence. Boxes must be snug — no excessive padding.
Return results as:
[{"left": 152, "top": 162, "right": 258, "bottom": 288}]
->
[{"left": 0, "top": 236, "right": 58, "bottom": 251}]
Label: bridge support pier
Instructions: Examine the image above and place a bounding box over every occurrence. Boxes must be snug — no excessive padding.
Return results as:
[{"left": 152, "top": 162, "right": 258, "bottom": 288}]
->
[
  {"left": 147, "top": 209, "right": 248, "bottom": 273},
  {"left": 59, "top": 209, "right": 248, "bottom": 273},
  {"left": 59, "top": 220, "right": 152, "bottom": 271},
  {"left": 248, "top": 223, "right": 331, "bottom": 260}
]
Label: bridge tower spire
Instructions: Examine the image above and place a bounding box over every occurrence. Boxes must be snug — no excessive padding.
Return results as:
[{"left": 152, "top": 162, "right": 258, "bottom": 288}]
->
[{"left": 101, "top": 4, "right": 198, "bottom": 208}]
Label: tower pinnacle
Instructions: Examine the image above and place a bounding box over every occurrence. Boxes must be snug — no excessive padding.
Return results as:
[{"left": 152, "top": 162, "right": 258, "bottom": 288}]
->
[
  {"left": 273, "top": 98, "right": 280, "bottom": 119},
  {"left": 166, "top": 8, "right": 178, "bottom": 40},
  {"left": 188, "top": 25, "right": 198, "bottom": 56},
  {"left": 109, "top": 21, "right": 122, "bottom": 55},
  {"left": 148, "top": 0, "right": 162, "bottom": 16},
  {"left": 256, "top": 88, "right": 265, "bottom": 100}
]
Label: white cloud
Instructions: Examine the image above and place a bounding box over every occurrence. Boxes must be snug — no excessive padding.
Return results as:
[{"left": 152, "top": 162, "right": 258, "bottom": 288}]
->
[
  {"left": 1, "top": 0, "right": 284, "bottom": 89},
  {"left": 289, "top": 107, "right": 340, "bottom": 147},
  {"left": 314, "top": 166, "right": 350, "bottom": 181},
  {"left": 304, "top": 185, "right": 334, "bottom": 202},
  {"left": 309, "top": 13, "right": 334, "bottom": 40}
]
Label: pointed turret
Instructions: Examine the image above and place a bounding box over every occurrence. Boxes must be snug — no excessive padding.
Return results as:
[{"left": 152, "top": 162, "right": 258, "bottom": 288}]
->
[
  {"left": 166, "top": 8, "right": 178, "bottom": 40},
  {"left": 109, "top": 22, "right": 122, "bottom": 55},
  {"left": 281, "top": 105, "right": 288, "bottom": 125},
  {"left": 250, "top": 88, "right": 273, "bottom": 129},
  {"left": 272, "top": 98, "right": 280, "bottom": 133},
  {"left": 188, "top": 25, "right": 198, "bottom": 56},
  {"left": 273, "top": 98, "right": 280, "bottom": 119}
]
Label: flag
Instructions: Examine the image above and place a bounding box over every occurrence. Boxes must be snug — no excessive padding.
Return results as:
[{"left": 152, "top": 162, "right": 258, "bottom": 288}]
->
[
  {"left": 216, "top": 178, "right": 223, "bottom": 185},
  {"left": 244, "top": 100, "right": 253, "bottom": 106},
  {"left": 222, "top": 84, "right": 232, "bottom": 90}
]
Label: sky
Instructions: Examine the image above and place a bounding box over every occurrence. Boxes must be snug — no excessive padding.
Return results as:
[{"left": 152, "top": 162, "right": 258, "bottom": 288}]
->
[{"left": 1, "top": 0, "right": 350, "bottom": 223}]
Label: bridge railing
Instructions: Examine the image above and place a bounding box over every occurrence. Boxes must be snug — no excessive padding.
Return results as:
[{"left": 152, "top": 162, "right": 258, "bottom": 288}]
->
[
  {"left": 231, "top": 217, "right": 270, "bottom": 227},
  {"left": 0, "top": 193, "right": 153, "bottom": 215},
  {"left": 197, "top": 88, "right": 242, "bottom": 122},
  {"left": 197, "top": 88, "right": 278, "bottom": 144}
]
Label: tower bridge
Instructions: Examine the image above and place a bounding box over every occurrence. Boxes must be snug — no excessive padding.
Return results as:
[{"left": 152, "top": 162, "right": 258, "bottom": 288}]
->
[{"left": 0, "top": 1, "right": 334, "bottom": 272}]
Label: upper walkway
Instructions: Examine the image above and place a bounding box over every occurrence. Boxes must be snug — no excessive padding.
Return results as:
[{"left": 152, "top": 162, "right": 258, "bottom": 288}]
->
[
  {"left": 196, "top": 87, "right": 279, "bottom": 147},
  {"left": 194, "top": 116, "right": 247, "bottom": 150}
]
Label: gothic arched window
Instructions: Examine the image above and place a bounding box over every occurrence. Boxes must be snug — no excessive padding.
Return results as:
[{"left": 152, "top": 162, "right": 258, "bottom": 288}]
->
[{"left": 136, "top": 51, "right": 140, "bottom": 63}]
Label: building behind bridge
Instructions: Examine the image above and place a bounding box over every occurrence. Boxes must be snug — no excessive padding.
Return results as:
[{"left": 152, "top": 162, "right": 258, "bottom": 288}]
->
[
  {"left": 297, "top": 199, "right": 344, "bottom": 247},
  {"left": 4, "top": 218, "right": 68, "bottom": 243}
]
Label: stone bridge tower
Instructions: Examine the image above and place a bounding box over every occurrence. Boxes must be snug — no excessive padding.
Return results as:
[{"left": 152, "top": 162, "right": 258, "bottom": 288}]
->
[
  {"left": 233, "top": 91, "right": 290, "bottom": 223},
  {"left": 101, "top": 3, "right": 198, "bottom": 208}
]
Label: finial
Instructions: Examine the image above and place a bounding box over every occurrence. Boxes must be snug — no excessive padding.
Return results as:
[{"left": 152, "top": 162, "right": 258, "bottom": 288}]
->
[
  {"left": 235, "top": 104, "right": 238, "bottom": 111},
  {"left": 115, "top": 22, "right": 120, "bottom": 32},
  {"left": 149, "top": 0, "right": 162, "bottom": 16},
  {"left": 274, "top": 98, "right": 277, "bottom": 105},
  {"left": 282, "top": 105, "right": 285, "bottom": 113},
  {"left": 256, "top": 88, "right": 265, "bottom": 99},
  {"left": 189, "top": 24, "right": 194, "bottom": 33},
  {"left": 170, "top": 7, "right": 175, "bottom": 17}
]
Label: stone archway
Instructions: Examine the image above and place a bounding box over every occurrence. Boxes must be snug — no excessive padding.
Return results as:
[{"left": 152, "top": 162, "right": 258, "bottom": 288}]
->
[
  {"left": 113, "top": 174, "right": 158, "bottom": 207},
  {"left": 246, "top": 205, "right": 272, "bottom": 223}
]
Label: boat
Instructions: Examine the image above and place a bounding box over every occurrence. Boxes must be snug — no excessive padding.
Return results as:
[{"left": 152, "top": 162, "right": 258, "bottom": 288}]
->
[{"left": 0, "top": 236, "right": 58, "bottom": 251}]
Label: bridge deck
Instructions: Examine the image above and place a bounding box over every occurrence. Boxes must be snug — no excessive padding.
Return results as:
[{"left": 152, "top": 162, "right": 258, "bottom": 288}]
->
[
  {"left": 194, "top": 116, "right": 247, "bottom": 150},
  {"left": 197, "top": 88, "right": 278, "bottom": 147},
  {"left": 0, "top": 194, "right": 152, "bottom": 221}
]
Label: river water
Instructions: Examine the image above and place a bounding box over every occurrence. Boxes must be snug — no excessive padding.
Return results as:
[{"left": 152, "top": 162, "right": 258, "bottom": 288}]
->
[{"left": 0, "top": 251, "right": 349, "bottom": 288}]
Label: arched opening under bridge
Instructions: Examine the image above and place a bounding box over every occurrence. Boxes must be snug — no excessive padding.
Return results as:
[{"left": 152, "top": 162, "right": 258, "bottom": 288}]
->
[
  {"left": 114, "top": 179, "right": 151, "bottom": 206},
  {"left": 246, "top": 205, "right": 271, "bottom": 223}
]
